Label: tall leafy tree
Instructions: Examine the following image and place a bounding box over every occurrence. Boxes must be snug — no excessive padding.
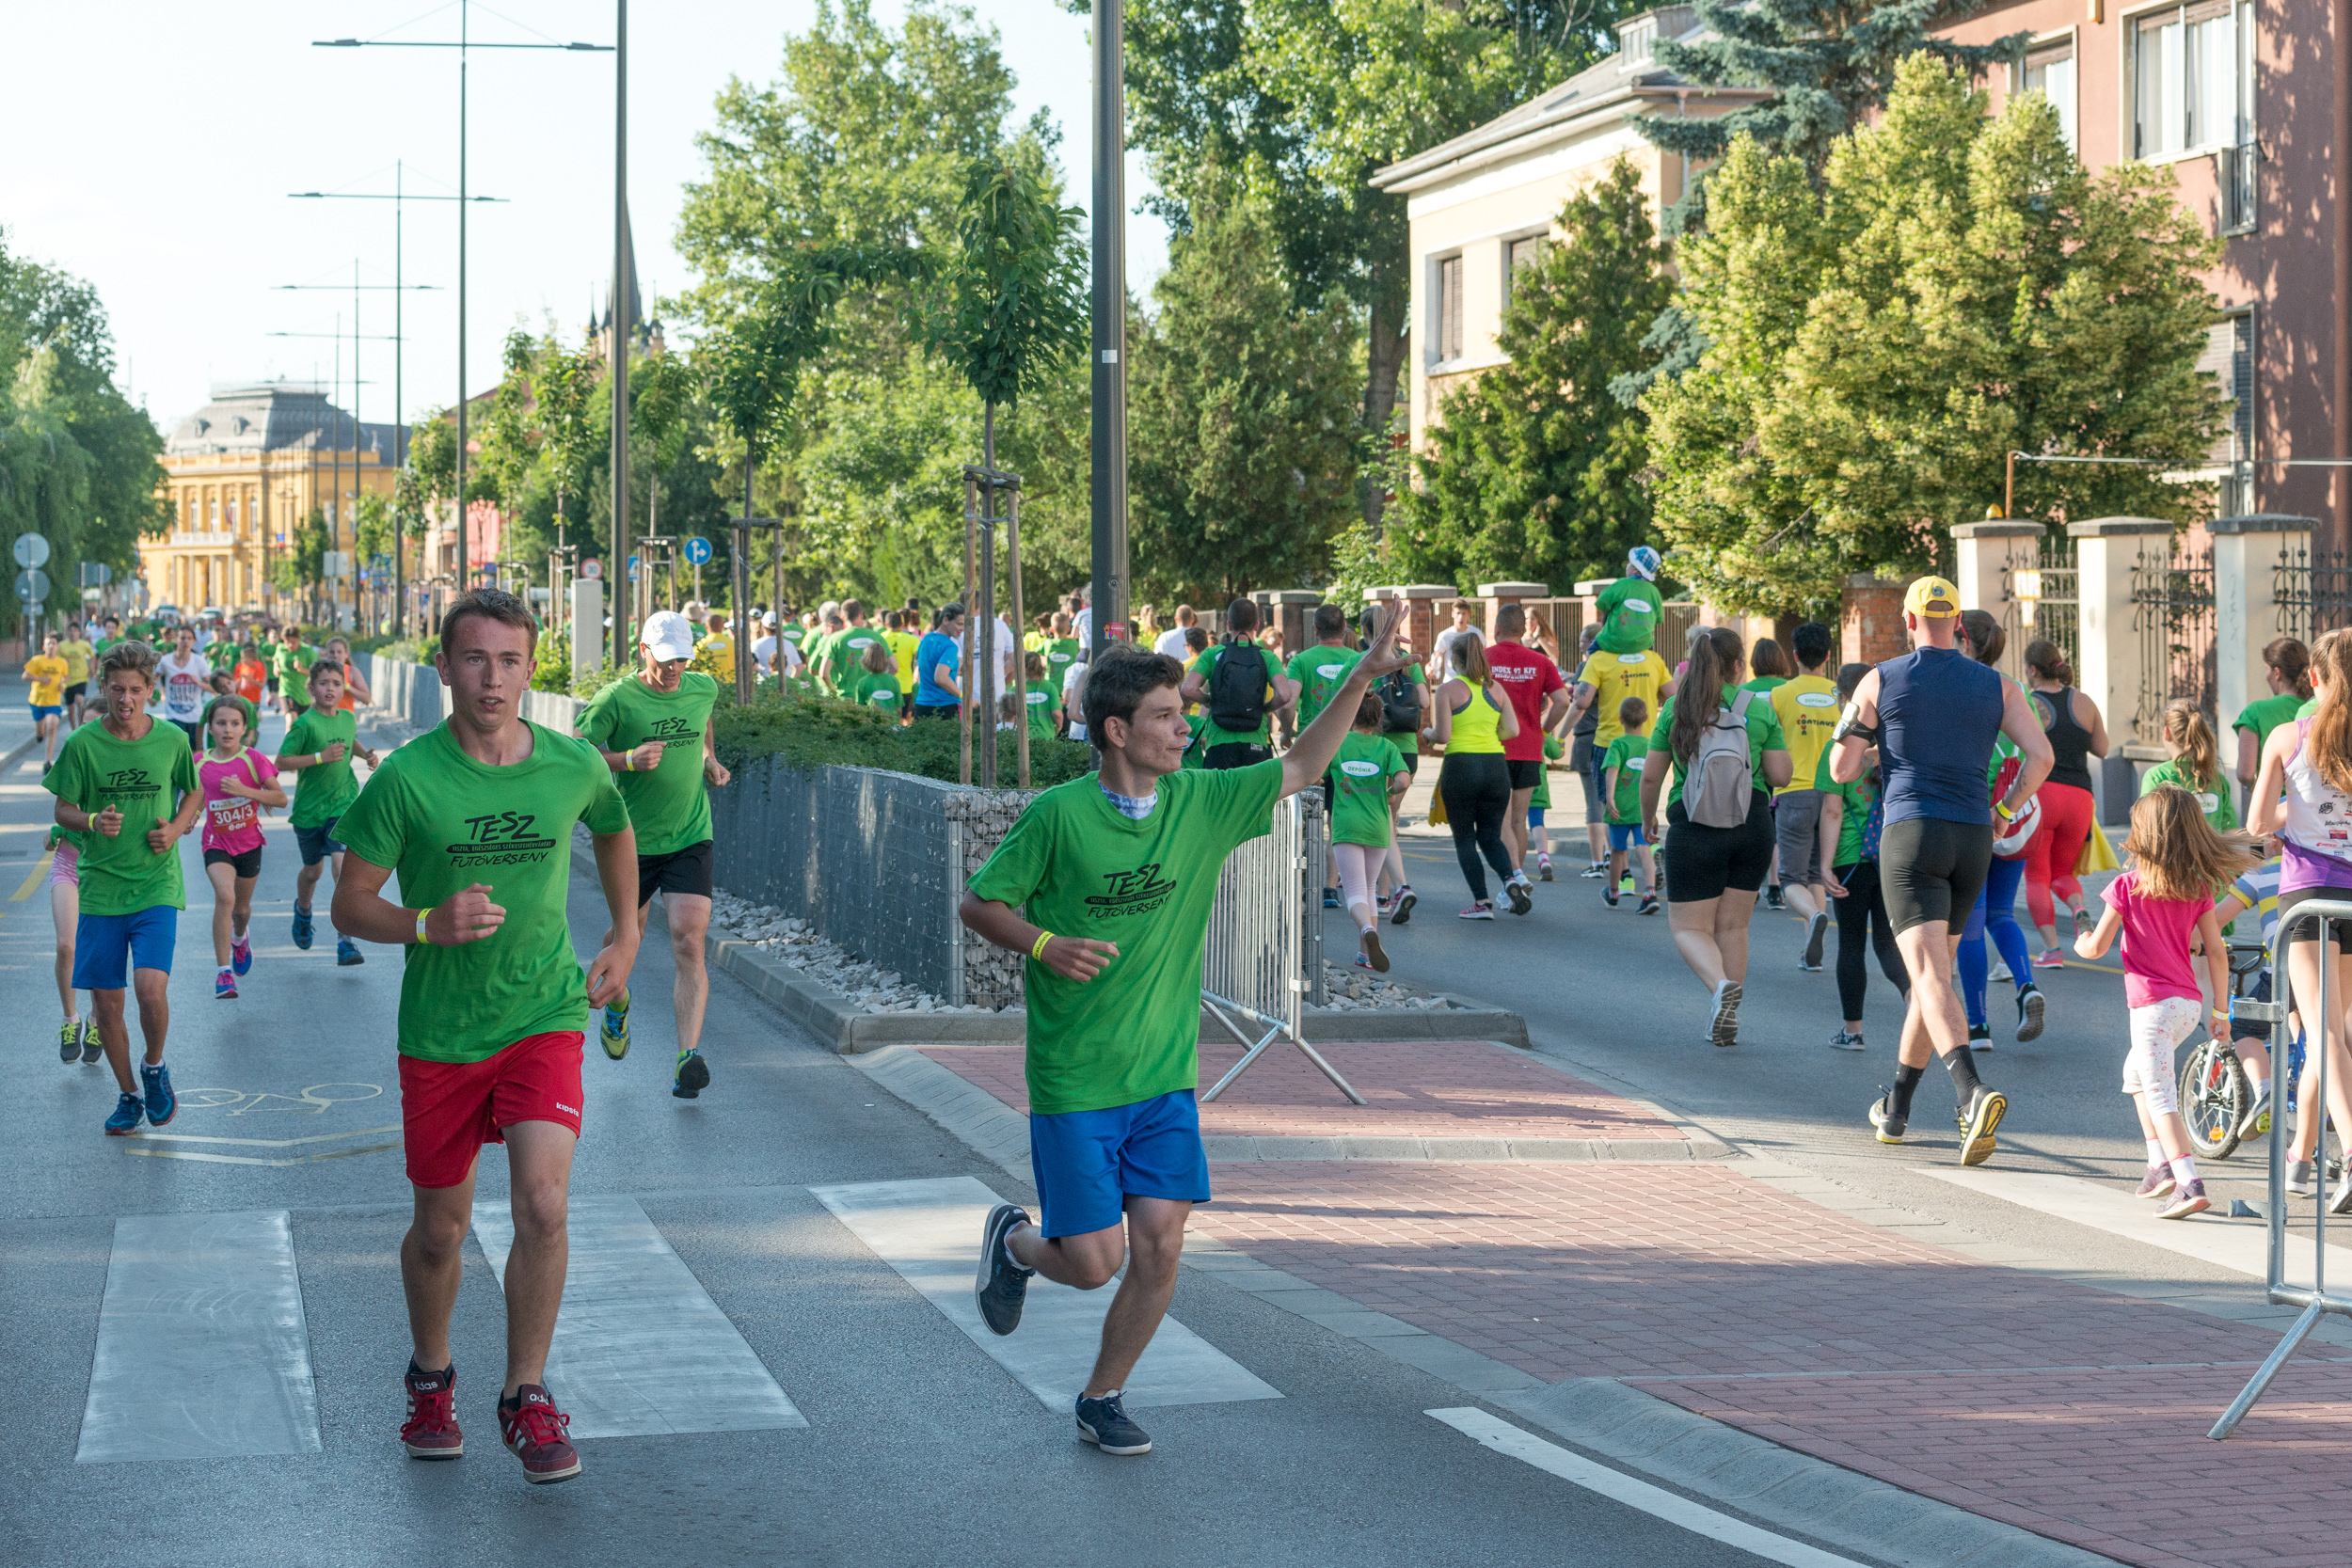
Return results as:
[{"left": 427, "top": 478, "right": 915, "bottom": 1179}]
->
[
  {"left": 1126, "top": 186, "right": 1363, "bottom": 603},
  {"left": 1391, "top": 157, "right": 1671, "bottom": 592},
  {"left": 1644, "top": 58, "right": 2227, "bottom": 615}
]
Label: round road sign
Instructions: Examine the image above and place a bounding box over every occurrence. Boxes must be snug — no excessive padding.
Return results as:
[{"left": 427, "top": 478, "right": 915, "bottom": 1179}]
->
[
  {"left": 15, "top": 567, "right": 51, "bottom": 603},
  {"left": 580, "top": 558, "right": 604, "bottom": 580},
  {"left": 682, "top": 536, "right": 713, "bottom": 565},
  {"left": 13, "top": 533, "right": 50, "bottom": 570}
]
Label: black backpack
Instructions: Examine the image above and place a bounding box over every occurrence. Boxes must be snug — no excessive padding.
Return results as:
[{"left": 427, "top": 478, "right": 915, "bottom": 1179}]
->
[
  {"left": 1378, "top": 668, "right": 1421, "bottom": 733},
  {"left": 1207, "top": 640, "right": 1269, "bottom": 732}
]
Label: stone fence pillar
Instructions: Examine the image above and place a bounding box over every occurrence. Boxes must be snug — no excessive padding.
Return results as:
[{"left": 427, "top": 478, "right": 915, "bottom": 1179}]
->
[
  {"left": 1839, "top": 575, "right": 1914, "bottom": 666},
  {"left": 1476, "top": 581, "right": 1551, "bottom": 644},
  {"left": 1949, "top": 518, "right": 2044, "bottom": 679},
  {"left": 2069, "top": 516, "right": 2173, "bottom": 819},
  {"left": 2212, "top": 514, "right": 2317, "bottom": 729},
  {"left": 1365, "top": 584, "right": 1461, "bottom": 663}
]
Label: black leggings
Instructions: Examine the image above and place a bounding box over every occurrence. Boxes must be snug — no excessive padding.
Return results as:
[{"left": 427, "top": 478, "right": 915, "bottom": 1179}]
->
[
  {"left": 1438, "top": 752, "right": 1515, "bottom": 903},
  {"left": 1833, "top": 859, "right": 1910, "bottom": 1022}
]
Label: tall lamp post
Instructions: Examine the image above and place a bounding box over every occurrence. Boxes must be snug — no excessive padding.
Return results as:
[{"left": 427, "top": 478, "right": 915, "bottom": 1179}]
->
[
  {"left": 314, "top": 5, "right": 613, "bottom": 600},
  {"left": 1089, "top": 0, "right": 1129, "bottom": 650}
]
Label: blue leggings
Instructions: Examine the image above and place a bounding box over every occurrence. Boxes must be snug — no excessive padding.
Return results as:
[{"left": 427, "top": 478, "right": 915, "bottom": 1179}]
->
[{"left": 1958, "top": 854, "right": 2033, "bottom": 1028}]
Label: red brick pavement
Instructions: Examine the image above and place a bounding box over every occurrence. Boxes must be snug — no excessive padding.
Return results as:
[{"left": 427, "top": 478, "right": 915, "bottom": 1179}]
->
[
  {"left": 1186, "top": 1161, "right": 2352, "bottom": 1568},
  {"left": 918, "top": 1038, "right": 1684, "bottom": 1142}
]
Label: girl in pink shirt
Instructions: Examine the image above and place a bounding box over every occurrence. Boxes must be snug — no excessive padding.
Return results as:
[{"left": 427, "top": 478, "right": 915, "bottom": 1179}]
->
[
  {"left": 2075, "top": 785, "right": 2261, "bottom": 1218},
  {"left": 198, "top": 697, "right": 286, "bottom": 999}
]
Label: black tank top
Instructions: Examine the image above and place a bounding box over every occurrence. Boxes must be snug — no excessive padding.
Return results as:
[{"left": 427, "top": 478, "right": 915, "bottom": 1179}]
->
[{"left": 2038, "top": 685, "right": 2094, "bottom": 793}]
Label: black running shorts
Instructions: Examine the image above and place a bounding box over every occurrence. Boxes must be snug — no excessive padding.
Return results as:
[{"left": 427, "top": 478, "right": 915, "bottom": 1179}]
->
[
  {"left": 1505, "top": 757, "right": 1543, "bottom": 791},
  {"left": 636, "top": 838, "right": 715, "bottom": 906},
  {"left": 1880, "top": 817, "right": 1994, "bottom": 938},
  {"left": 1662, "top": 789, "right": 1773, "bottom": 904}
]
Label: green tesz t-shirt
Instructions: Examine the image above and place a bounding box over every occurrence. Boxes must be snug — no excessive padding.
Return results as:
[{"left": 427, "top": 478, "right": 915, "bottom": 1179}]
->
[
  {"left": 335, "top": 721, "right": 630, "bottom": 1063},
  {"left": 43, "top": 720, "right": 200, "bottom": 917},
  {"left": 966, "top": 761, "right": 1282, "bottom": 1114},
  {"left": 1328, "top": 731, "right": 1404, "bottom": 847},
  {"left": 1285, "top": 644, "right": 1363, "bottom": 730},
  {"left": 282, "top": 706, "right": 359, "bottom": 827},
  {"left": 578, "top": 671, "right": 718, "bottom": 856},
  {"left": 273, "top": 643, "right": 322, "bottom": 707},
  {"left": 1601, "top": 733, "right": 1648, "bottom": 825}
]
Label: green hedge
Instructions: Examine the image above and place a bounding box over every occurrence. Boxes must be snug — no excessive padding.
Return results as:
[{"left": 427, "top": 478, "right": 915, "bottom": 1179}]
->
[{"left": 712, "top": 691, "right": 1094, "bottom": 788}]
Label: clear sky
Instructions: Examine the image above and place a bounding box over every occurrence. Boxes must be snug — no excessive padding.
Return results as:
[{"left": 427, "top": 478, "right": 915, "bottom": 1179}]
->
[{"left": 2, "top": 0, "right": 1165, "bottom": 438}]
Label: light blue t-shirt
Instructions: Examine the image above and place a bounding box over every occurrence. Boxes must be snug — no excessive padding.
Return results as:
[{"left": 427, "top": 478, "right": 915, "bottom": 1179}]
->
[{"left": 914, "top": 631, "right": 961, "bottom": 708}]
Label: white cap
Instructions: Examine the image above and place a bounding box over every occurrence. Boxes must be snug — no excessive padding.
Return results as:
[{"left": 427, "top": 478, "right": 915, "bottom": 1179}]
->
[
  {"left": 640, "top": 610, "right": 699, "bottom": 662},
  {"left": 761, "top": 610, "right": 778, "bottom": 626}
]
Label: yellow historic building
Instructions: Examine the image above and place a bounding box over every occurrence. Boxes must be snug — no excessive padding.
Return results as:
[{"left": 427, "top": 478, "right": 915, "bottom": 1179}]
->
[{"left": 148, "top": 381, "right": 401, "bottom": 622}]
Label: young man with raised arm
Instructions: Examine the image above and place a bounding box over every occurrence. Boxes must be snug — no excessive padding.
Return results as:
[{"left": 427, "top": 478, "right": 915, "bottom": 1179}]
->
[
  {"left": 961, "top": 602, "right": 1413, "bottom": 1457},
  {"left": 329, "top": 589, "right": 639, "bottom": 1485}
]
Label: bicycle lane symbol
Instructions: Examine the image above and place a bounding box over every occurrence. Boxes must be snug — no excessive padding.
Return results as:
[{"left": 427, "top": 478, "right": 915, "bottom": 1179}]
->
[{"left": 121, "top": 1083, "right": 400, "bottom": 1166}]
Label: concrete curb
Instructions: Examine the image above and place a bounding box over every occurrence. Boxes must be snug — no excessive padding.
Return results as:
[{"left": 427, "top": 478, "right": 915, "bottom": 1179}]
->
[{"left": 1493, "top": 1379, "right": 2121, "bottom": 1568}]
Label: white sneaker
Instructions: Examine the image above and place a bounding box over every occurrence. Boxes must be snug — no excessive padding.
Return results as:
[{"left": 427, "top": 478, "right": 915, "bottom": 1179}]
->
[{"left": 1991, "top": 959, "right": 2013, "bottom": 983}]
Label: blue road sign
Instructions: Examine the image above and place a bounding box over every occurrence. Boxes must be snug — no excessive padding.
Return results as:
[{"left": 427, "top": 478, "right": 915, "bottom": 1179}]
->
[
  {"left": 682, "top": 536, "right": 713, "bottom": 565},
  {"left": 627, "top": 554, "right": 640, "bottom": 580}
]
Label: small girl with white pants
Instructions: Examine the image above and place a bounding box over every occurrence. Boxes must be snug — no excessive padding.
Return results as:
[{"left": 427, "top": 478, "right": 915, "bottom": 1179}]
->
[
  {"left": 1328, "top": 693, "right": 1414, "bottom": 974},
  {"left": 2075, "top": 784, "right": 2262, "bottom": 1218}
]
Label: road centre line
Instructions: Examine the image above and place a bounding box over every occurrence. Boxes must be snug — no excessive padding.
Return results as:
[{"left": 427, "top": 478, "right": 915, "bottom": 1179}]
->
[
  {"left": 471, "top": 1194, "right": 807, "bottom": 1439},
  {"left": 811, "top": 1176, "right": 1280, "bottom": 1411},
  {"left": 77, "top": 1210, "right": 323, "bottom": 1463},
  {"left": 1425, "top": 1408, "right": 1867, "bottom": 1568},
  {"left": 10, "top": 847, "right": 51, "bottom": 900}
]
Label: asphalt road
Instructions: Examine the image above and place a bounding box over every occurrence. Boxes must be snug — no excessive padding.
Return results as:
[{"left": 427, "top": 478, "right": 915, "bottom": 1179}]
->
[{"left": 8, "top": 705, "right": 1799, "bottom": 1568}]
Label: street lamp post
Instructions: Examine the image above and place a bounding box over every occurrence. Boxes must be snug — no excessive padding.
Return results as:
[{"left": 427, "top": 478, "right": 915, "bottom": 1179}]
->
[{"left": 1089, "top": 0, "right": 1129, "bottom": 652}]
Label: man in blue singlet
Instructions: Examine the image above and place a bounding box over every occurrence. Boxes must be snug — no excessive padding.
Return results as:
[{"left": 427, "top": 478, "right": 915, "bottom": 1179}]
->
[{"left": 1829, "top": 577, "right": 2053, "bottom": 1164}]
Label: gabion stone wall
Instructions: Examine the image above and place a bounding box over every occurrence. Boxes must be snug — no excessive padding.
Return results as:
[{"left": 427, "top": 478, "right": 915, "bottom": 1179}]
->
[{"left": 943, "top": 787, "right": 1037, "bottom": 1010}]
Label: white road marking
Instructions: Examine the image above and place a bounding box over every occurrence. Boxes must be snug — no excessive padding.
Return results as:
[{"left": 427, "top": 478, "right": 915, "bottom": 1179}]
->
[
  {"left": 470, "top": 1193, "right": 806, "bottom": 1438},
  {"left": 810, "top": 1175, "right": 1280, "bottom": 1411},
  {"left": 1919, "top": 1165, "right": 2352, "bottom": 1288},
  {"left": 77, "top": 1210, "right": 322, "bottom": 1463},
  {"left": 1426, "top": 1409, "right": 1868, "bottom": 1568}
]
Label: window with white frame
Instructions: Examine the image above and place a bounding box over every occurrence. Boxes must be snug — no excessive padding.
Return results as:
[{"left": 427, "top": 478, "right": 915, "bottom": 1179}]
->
[
  {"left": 2134, "top": 1, "right": 2253, "bottom": 161},
  {"left": 2019, "top": 38, "right": 2077, "bottom": 151},
  {"left": 1437, "top": 253, "right": 1465, "bottom": 362}
]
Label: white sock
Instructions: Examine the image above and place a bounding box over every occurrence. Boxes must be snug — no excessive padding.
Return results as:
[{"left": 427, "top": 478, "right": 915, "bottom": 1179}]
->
[
  {"left": 1359, "top": 923, "right": 1376, "bottom": 936},
  {"left": 2146, "top": 1139, "right": 2165, "bottom": 1166},
  {"left": 2169, "top": 1155, "right": 2200, "bottom": 1188}
]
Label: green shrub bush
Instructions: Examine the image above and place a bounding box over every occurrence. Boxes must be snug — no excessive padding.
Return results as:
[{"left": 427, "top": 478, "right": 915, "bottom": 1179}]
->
[{"left": 712, "top": 691, "right": 1093, "bottom": 788}]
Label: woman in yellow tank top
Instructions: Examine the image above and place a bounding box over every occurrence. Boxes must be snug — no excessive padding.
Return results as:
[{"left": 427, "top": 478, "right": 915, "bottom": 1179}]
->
[{"left": 1423, "top": 632, "right": 1521, "bottom": 916}]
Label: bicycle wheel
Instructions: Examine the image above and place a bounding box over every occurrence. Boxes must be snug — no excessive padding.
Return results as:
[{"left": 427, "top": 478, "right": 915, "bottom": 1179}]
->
[{"left": 2179, "top": 1040, "right": 2249, "bottom": 1160}]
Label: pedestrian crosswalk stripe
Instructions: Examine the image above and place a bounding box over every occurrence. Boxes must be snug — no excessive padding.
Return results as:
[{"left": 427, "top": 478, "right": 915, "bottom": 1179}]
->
[
  {"left": 77, "top": 1210, "right": 322, "bottom": 1463},
  {"left": 470, "top": 1194, "right": 807, "bottom": 1439},
  {"left": 810, "top": 1176, "right": 1281, "bottom": 1412}
]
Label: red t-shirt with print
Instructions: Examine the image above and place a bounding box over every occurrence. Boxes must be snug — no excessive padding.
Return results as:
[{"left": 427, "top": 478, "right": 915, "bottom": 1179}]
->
[{"left": 1484, "top": 641, "right": 1565, "bottom": 763}]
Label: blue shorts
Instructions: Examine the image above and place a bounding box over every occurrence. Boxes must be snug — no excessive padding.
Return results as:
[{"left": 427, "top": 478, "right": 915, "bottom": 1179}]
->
[
  {"left": 73, "top": 906, "right": 177, "bottom": 990},
  {"left": 1608, "top": 822, "right": 1648, "bottom": 850},
  {"left": 1028, "top": 1088, "right": 1212, "bottom": 1239},
  {"left": 30, "top": 704, "right": 59, "bottom": 722},
  {"left": 1526, "top": 805, "right": 1546, "bottom": 827},
  {"left": 294, "top": 816, "right": 343, "bottom": 867}
]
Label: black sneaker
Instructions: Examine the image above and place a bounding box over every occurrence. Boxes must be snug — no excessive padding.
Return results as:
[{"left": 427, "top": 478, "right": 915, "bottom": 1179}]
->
[
  {"left": 79, "top": 1019, "right": 101, "bottom": 1065},
  {"left": 975, "top": 1203, "right": 1035, "bottom": 1337},
  {"left": 1867, "top": 1093, "right": 1906, "bottom": 1144},
  {"left": 1603, "top": 884, "right": 1620, "bottom": 909},
  {"left": 1801, "top": 911, "right": 1827, "bottom": 972},
  {"left": 1075, "top": 1390, "right": 1152, "bottom": 1455},
  {"left": 1765, "top": 884, "right": 1785, "bottom": 911},
  {"left": 672, "top": 1048, "right": 711, "bottom": 1099},
  {"left": 1389, "top": 886, "right": 1416, "bottom": 926},
  {"left": 1959, "top": 1086, "right": 2008, "bottom": 1166},
  {"left": 2015, "top": 985, "right": 2045, "bottom": 1043},
  {"left": 1504, "top": 877, "right": 1533, "bottom": 916},
  {"left": 1968, "top": 1022, "right": 1994, "bottom": 1054}
]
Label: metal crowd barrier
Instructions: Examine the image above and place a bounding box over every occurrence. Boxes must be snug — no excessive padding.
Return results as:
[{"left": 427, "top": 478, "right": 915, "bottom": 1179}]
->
[
  {"left": 1199, "top": 791, "right": 1363, "bottom": 1105},
  {"left": 2211, "top": 896, "right": 2352, "bottom": 1438}
]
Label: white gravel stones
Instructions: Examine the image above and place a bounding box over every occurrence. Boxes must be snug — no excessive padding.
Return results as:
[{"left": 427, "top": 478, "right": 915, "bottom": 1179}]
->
[
  {"left": 708, "top": 890, "right": 996, "bottom": 1014},
  {"left": 1315, "top": 959, "right": 1460, "bottom": 1012}
]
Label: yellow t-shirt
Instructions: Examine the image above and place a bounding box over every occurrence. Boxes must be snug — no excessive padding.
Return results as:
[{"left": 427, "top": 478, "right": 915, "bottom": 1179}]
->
[
  {"left": 1770, "top": 673, "right": 1842, "bottom": 792},
  {"left": 1576, "top": 649, "right": 1671, "bottom": 747},
  {"left": 24, "top": 656, "right": 67, "bottom": 706},
  {"left": 696, "top": 632, "right": 735, "bottom": 682},
  {"left": 885, "top": 629, "right": 922, "bottom": 694},
  {"left": 56, "top": 640, "right": 92, "bottom": 686}
]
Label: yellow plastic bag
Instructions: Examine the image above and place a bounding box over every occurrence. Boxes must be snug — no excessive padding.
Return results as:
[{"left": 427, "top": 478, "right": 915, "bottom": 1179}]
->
[
  {"left": 2077, "top": 816, "right": 2121, "bottom": 874},
  {"left": 1426, "top": 783, "right": 1448, "bottom": 828}
]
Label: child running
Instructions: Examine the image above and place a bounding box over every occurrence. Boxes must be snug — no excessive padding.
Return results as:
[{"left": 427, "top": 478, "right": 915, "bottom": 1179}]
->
[
  {"left": 43, "top": 641, "right": 203, "bottom": 1134},
  {"left": 278, "top": 659, "right": 378, "bottom": 967},
  {"left": 26, "top": 632, "right": 67, "bottom": 772},
  {"left": 48, "top": 823, "right": 96, "bottom": 1064},
  {"left": 2140, "top": 699, "right": 2237, "bottom": 831},
  {"left": 199, "top": 695, "right": 286, "bottom": 999},
  {"left": 1598, "top": 696, "right": 1657, "bottom": 912},
  {"left": 2074, "top": 785, "right": 2262, "bottom": 1218},
  {"left": 1329, "top": 692, "right": 1412, "bottom": 971}
]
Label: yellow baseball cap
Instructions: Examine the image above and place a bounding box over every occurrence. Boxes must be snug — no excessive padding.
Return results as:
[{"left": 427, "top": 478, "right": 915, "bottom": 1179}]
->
[{"left": 1904, "top": 576, "right": 1961, "bottom": 617}]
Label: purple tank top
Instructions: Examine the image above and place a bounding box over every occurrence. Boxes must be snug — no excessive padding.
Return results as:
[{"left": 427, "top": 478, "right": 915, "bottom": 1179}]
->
[{"left": 2280, "top": 720, "right": 2352, "bottom": 894}]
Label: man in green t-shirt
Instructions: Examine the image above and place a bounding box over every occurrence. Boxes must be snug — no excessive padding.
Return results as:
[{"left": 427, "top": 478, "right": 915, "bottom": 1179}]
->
[
  {"left": 820, "top": 600, "right": 885, "bottom": 692},
  {"left": 578, "top": 610, "right": 732, "bottom": 1098},
  {"left": 330, "top": 587, "right": 637, "bottom": 1485},
  {"left": 1178, "top": 598, "right": 1296, "bottom": 769},
  {"left": 1594, "top": 545, "right": 1666, "bottom": 654},
  {"left": 1281, "top": 604, "right": 1362, "bottom": 741},
  {"left": 278, "top": 661, "right": 378, "bottom": 966},
  {"left": 961, "top": 602, "right": 1414, "bottom": 1458},
  {"left": 274, "top": 625, "right": 324, "bottom": 716},
  {"left": 45, "top": 640, "right": 204, "bottom": 1136}
]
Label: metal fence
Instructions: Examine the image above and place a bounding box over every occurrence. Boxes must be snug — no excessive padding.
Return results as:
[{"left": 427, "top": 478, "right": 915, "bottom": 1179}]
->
[
  {"left": 1998, "top": 530, "right": 2077, "bottom": 685},
  {"left": 2129, "top": 535, "right": 2217, "bottom": 736},
  {"left": 2273, "top": 542, "right": 2352, "bottom": 644},
  {"left": 1200, "top": 791, "right": 1359, "bottom": 1102}
]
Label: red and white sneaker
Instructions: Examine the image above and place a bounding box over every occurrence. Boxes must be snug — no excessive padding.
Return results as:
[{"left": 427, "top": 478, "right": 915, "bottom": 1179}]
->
[
  {"left": 400, "top": 1364, "right": 463, "bottom": 1459},
  {"left": 498, "top": 1384, "right": 580, "bottom": 1482}
]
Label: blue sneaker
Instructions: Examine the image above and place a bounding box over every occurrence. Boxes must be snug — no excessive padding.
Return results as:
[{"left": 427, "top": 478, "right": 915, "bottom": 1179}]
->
[
  {"left": 672, "top": 1048, "right": 710, "bottom": 1099},
  {"left": 336, "top": 936, "right": 364, "bottom": 967},
  {"left": 232, "top": 934, "right": 253, "bottom": 975},
  {"left": 140, "top": 1061, "right": 176, "bottom": 1128},
  {"left": 975, "top": 1204, "right": 1034, "bottom": 1336},
  {"left": 1074, "top": 1390, "right": 1152, "bottom": 1455},
  {"left": 1322, "top": 887, "right": 1341, "bottom": 909},
  {"left": 103, "top": 1090, "right": 145, "bottom": 1136},
  {"left": 600, "top": 993, "right": 629, "bottom": 1061},
  {"left": 292, "top": 905, "right": 314, "bottom": 951},
  {"left": 215, "top": 967, "right": 238, "bottom": 1000}
]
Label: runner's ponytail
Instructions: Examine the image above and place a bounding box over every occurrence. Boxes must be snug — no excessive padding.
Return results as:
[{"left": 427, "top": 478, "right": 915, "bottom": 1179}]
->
[
  {"left": 1669, "top": 626, "right": 1744, "bottom": 767},
  {"left": 2159, "top": 700, "right": 2219, "bottom": 794}
]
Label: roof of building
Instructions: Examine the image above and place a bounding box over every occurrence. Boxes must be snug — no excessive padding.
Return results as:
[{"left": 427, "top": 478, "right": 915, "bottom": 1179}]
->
[
  {"left": 164, "top": 380, "right": 405, "bottom": 462},
  {"left": 1372, "top": 5, "right": 1766, "bottom": 194}
]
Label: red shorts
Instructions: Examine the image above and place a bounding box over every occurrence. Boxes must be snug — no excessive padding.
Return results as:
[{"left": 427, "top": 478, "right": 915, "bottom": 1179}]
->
[{"left": 397, "top": 1031, "right": 584, "bottom": 1189}]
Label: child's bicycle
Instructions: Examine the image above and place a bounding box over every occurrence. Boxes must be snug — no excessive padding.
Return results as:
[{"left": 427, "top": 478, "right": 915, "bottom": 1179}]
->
[{"left": 2180, "top": 942, "right": 2272, "bottom": 1161}]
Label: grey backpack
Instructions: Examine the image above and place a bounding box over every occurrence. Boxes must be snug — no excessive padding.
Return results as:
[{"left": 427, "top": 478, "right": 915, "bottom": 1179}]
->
[{"left": 1681, "top": 689, "right": 1756, "bottom": 828}]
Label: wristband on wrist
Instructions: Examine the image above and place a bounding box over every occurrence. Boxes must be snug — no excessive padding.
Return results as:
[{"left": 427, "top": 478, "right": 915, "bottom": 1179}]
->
[
  {"left": 623, "top": 751, "right": 633, "bottom": 771},
  {"left": 1030, "top": 929, "right": 1054, "bottom": 961},
  {"left": 1994, "top": 799, "right": 2015, "bottom": 821},
  {"left": 415, "top": 907, "right": 431, "bottom": 943}
]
